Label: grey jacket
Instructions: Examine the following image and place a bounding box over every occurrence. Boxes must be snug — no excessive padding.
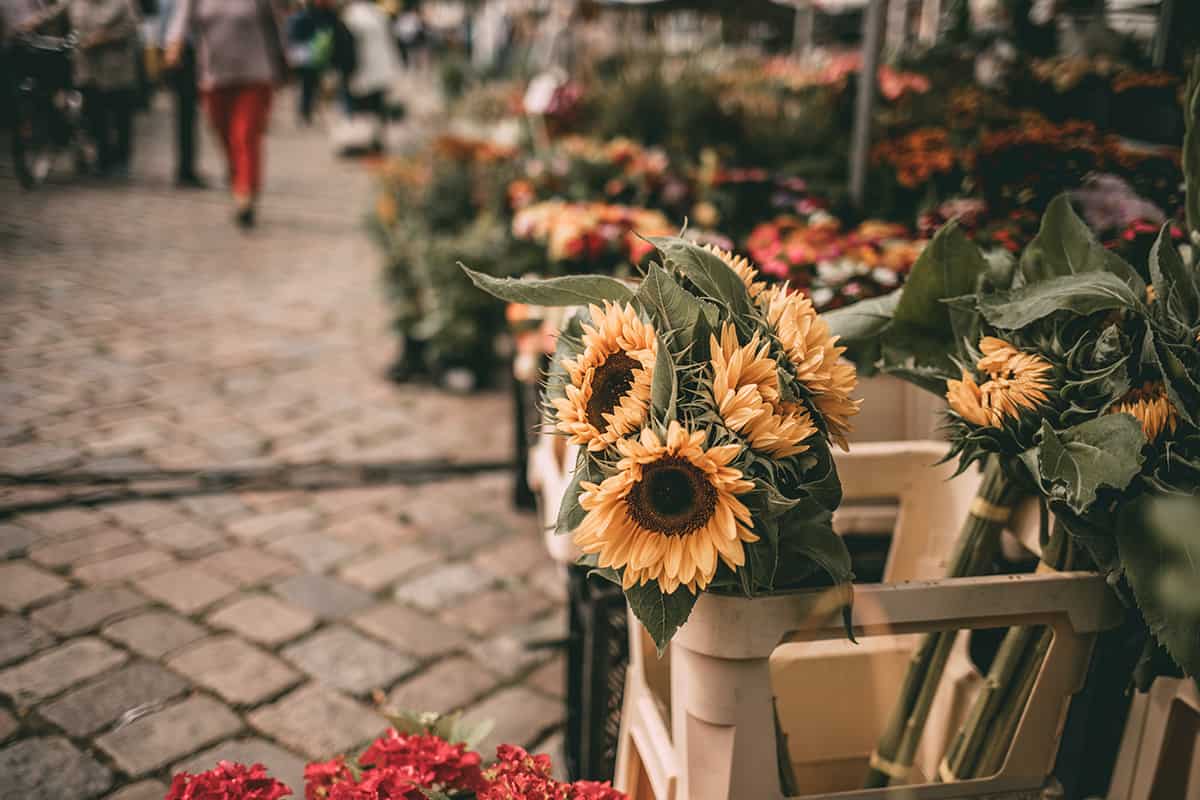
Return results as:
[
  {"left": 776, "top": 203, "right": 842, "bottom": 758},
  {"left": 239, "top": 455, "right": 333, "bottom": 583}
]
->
[{"left": 167, "top": 0, "right": 286, "bottom": 89}]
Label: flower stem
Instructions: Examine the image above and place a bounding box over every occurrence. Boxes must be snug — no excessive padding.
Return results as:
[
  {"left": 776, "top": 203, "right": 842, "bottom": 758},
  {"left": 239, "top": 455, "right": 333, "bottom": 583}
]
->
[
  {"left": 863, "top": 456, "right": 1020, "bottom": 788},
  {"left": 939, "top": 519, "right": 1081, "bottom": 781}
]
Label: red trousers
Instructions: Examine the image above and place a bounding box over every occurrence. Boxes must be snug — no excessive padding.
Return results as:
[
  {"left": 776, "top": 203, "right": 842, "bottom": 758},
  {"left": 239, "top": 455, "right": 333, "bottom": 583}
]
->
[{"left": 202, "top": 83, "right": 273, "bottom": 198}]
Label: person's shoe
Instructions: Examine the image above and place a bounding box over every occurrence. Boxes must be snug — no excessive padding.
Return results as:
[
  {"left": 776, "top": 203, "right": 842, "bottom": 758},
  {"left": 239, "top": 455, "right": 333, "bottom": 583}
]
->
[
  {"left": 176, "top": 173, "right": 208, "bottom": 189},
  {"left": 234, "top": 205, "right": 256, "bottom": 229}
]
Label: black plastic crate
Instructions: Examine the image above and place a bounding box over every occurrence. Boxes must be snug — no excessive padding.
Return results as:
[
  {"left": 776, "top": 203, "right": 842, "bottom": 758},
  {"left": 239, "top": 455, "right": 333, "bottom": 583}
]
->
[{"left": 564, "top": 564, "right": 628, "bottom": 783}]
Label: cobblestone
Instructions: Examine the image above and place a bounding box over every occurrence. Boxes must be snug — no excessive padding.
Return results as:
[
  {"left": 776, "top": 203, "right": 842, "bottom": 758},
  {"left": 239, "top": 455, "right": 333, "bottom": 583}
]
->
[
  {"left": 338, "top": 544, "right": 439, "bottom": 591},
  {"left": 0, "top": 638, "right": 127, "bottom": 707},
  {"left": 468, "top": 687, "right": 564, "bottom": 758},
  {"left": 102, "top": 610, "right": 208, "bottom": 659},
  {"left": 96, "top": 695, "right": 243, "bottom": 775},
  {"left": 0, "top": 562, "right": 70, "bottom": 610},
  {"left": 207, "top": 594, "right": 316, "bottom": 646},
  {"left": 0, "top": 615, "right": 55, "bottom": 667},
  {"left": 104, "top": 780, "right": 169, "bottom": 800},
  {"left": 248, "top": 684, "right": 387, "bottom": 760},
  {"left": 73, "top": 549, "right": 176, "bottom": 584},
  {"left": 273, "top": 574, "right": 374, "bottom": 620},
  {"left": 0, "top": 710, "right": 16, "bottom": 742},
  {"left": 0, "top": 524, "right": 37, "bottom": 558},
  {"left": 0, "top": 91, "right": 559, "bottom": 797},
  {"left": 387, "top": 657, "right": 501, "bottom": 715},
  {"left": 30, "top": 587, "right": 146, "bottom": 635},
  {"left": 135, "top": 566, "right": 236, "bottom": 613},
  {"left": 193, "top": 546, "right": 297, "bottom": 587},
  {"left": 168, "top": 636, "right": 302, "bottom": 706},
  {"left": 39, "top": 661, "right": 189, "bottom": 737},
  {"left": 282, "top": 626, "right": 417, "bottom": 695},
  {"left": 350, "top": 603, "right": 471, "bottom": 659},
  {"left": 394, "top": 562, "right": 498, "bottom": 611},
  {"left": 28, "top": 528, "right": 139, "bottom": 568},
  {"left": 0, "top": 736, "right": 112, "bottom": 800}
]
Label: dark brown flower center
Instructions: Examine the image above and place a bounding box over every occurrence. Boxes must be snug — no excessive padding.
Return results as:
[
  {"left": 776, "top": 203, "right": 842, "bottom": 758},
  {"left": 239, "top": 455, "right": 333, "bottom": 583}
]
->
[
  {"left": 585, "top": 352, "right": 639, "bottom": 431},
  {"left": 626, "top": 456, "right": 717, "bottom": 537}
]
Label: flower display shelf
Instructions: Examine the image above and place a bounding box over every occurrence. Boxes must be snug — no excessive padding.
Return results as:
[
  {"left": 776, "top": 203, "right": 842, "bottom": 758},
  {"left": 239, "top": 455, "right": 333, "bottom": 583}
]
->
[
  {"left": 612, "top": 441, "right": 1121, "bottom": 800},
  {"left": 616, "top": 571, "right": 1120, "bottom": 800},
  {"left": 1109, "top": 677, "right": 1200, "bottom": 799}
]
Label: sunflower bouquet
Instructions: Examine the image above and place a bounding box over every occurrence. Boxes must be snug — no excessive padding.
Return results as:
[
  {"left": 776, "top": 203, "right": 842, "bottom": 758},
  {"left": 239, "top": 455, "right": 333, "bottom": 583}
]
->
[
  {"left": 828, "top": 189, "right": 1200, "bottom": 786},
  {"left": 464, "top": 236, "right": 859, "bottom": 649}
]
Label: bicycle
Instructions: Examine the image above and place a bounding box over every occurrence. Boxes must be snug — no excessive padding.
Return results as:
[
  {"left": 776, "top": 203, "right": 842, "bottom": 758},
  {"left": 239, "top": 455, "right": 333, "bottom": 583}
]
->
[{"left": 9, "top": 31, "right": 90, "bottom": 189}]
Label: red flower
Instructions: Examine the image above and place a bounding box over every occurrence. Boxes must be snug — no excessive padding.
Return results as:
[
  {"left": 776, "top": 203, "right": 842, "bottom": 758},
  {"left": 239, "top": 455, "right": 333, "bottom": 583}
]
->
[
  {"left": 166, "top": 762, "right": 292, "bottom": 800},
  {"left": 569, "top": 780, "right": 626, "bottom": 799},
  {"left": 358, "top": 730, "right": 487, "bottom": 794},
  {"left": 304, "top": 758, "right": 352, "bottom": 800}
]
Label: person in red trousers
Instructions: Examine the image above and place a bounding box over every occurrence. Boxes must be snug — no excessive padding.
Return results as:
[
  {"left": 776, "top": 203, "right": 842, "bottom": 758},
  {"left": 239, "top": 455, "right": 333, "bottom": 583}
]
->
[{"left": 165, "top": 0, "right": 288, "bottom": 228}]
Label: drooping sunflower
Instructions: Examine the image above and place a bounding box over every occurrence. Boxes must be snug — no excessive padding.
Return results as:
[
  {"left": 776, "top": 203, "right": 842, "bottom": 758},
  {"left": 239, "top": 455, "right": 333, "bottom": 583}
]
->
[
  {"left": 573, "top": 422, "right": 757, "bottom": 594},
  {"left": 946, "top": 336, "right": 1053, "bottom": 428},
  {"left": 760, "top": 286, "right": 861, "bottom": 450},
  {"left": 709, "top": 322, "right": 816, "bottom": 458},
  {"left": 551, "top": 303, "right": 657, "bottom": 452},
  {"left": 704, "top": 243, "right": 767, "bottom": 299},
  {"left": 1110, "top": 381, "right": 1177, "bottom": 442}
]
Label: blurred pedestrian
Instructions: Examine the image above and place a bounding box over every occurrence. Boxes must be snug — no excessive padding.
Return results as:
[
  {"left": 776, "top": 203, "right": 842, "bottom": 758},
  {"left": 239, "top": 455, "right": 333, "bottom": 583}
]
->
[
  {"left": 165, "top": 0, "right": 288, "bottom": 228},
  {"left": 340, "top": 0, "right": 396, "bottom": 152},
  {"left": 71, "top": 0, "right": 141, "bottom": 178},
  {"left": 391, "top": 0, "right": 419, "bottom": 68},
  {"left": 157, "top": 0, "right": 204, "bottom": 187},
  {"left": 285, "top": 0, "right": 335, "bottom": 125}
]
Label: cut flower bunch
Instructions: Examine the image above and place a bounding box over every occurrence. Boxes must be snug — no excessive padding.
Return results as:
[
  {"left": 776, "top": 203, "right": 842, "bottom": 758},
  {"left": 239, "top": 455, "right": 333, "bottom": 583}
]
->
[
  {"left": 829, "top": 186, "right": 1200, "bottom": 785},
  {"left": 164, "top": 714, "right": 625, "bottom": 800},
  {"left": 465, "top": 236, "right": 859, "bottom": 649}
]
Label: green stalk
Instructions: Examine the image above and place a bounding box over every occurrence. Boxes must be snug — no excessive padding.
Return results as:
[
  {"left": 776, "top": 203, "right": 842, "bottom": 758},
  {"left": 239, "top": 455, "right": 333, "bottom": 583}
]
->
[
  {"left": 975, "top": 627, "right": 1052, "bottom": 777},
  {"left": 939, "top": 519, "right": 1081, "bottom": 782},
  {"left": 863, "top": 457, "right": 1021, "bottom": 788}
]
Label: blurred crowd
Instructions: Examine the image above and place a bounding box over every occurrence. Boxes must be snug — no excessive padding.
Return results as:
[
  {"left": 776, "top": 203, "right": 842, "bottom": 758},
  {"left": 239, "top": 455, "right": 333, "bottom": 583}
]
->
[{"left": 0, "top": 0, "right": 468, "bottom": 225}]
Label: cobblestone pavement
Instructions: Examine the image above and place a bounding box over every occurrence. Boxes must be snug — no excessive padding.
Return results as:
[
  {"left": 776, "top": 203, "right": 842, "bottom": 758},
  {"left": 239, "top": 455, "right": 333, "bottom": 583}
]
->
[{"left": 0, "top": 89, "right": 566, "bottom": 799}]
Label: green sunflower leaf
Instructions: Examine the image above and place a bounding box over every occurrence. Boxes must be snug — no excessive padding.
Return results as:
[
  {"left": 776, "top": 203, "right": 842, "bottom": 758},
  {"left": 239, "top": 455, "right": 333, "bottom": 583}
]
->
[
  {"left": 1032, "top": 416, "right": 1146, "bottom": 515},
  {"left": 625, "top": 581, "right": 698, "bottom": 656},
  {"left": 885, "top": 222, "right": 989, "bottom": 382},
  {"left": 461, "top": 266, "right": 634, "bottom": 307},
  {"left": 647, "top": 237, "right": 752, "bottom": 313},
  {"left": 650, "top": 334, "right": 678, "bottom": 425},
  {"left": 1018, "top": 195, "right": 1144, "bottom": 290},
  {"left": 1149, "top": 225, "right": 1200, "bottom": 326},
  {"left": 1142, "top": 325, "right": 1200, "bottom": 427},
  {"left": 823, "top": 291, "right": 900, "bottom": 343},
  {"left": 556, "top": 452, "right": 605, "bottom": 535},
  {"left": 636, "top": 264, "right": 707, "bottom": 347},
  {"left": 977, "top": 271, "right": 1142, "bottom": 329},
  {"left": 1117, "top": 497, "right": 1200, "bottom": 678}
]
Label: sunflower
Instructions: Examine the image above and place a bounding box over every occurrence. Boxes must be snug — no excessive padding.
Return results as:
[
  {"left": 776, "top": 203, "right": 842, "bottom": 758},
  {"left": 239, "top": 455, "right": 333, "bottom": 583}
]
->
[
  {"left": 760, "top": 286, "right": 860, "bottom": 450},
  {"left": 551, "top": 303, "right": 657, "bottom": 452},
  {"left": 709, "top": 323, "right": 816, "bottom": 457},
  {"left": 573, "top": 422, "right": 757, "bottom": 594},
  {"left": 704, "top": 244, "right": 767, "bottom": 299},
  {"left": 1110, "top": 381, "right": 1177, "bottom": 442},
  {"left": 946, "top": 337, "right": 1053, "bottom": 428}
]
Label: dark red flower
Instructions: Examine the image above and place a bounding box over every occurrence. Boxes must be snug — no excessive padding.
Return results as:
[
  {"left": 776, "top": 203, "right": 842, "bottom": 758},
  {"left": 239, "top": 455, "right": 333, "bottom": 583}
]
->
[
  {"left": 304, "top": 757, "right": 353, "bottom": 800},
  {"left": 358, "top": 730, "right": 487, "bottom": 794},
  {"left": 569, "top": 780, "right": 626, "bottom": 799},
  {"left": 166, "top": 761, "right": 291, "bottom": 800}
]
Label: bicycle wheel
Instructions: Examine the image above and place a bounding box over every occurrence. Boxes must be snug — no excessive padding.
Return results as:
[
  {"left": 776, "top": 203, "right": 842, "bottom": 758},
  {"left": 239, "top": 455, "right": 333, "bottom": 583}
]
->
[{"left": 11, "top": 93, "right": 56, "bottom": 189}]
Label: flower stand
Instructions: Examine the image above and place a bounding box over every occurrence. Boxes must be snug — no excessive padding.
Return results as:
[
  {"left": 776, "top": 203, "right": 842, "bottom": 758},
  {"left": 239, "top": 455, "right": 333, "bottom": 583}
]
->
[
  {"left": 1109, "top": 678, "right": 1200, "bottom": 799},
  {"left": 614, "top": 442, "right": 1123, "bottom": 800}
]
